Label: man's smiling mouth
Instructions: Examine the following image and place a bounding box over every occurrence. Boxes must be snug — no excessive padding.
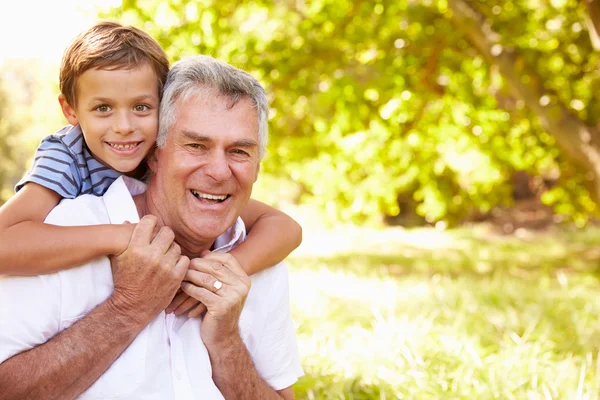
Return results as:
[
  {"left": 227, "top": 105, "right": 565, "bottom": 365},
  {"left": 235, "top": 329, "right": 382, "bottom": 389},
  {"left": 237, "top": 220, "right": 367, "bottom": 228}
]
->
[{"left": 190, "top": 189, "right": 229, "bottom": 203}]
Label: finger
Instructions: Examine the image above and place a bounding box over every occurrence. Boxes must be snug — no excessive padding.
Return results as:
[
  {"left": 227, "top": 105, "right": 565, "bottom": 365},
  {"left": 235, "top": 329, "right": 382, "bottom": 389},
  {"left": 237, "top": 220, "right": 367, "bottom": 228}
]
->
[
  {"left": 185, "top": 269, "right": 225, "bottom": 294},
  {"left": 129, "top": 215, "right": 158, "bottom": 246},
  {"left": 172, "top": 255, "right": 190, "bottom": 281},
  {"left": 151, "top": 226, "right": 176, "bottom": 254},
  {"left": 174, "top": 296, "right": 199, "bottom": 315},
  {"left": 181, "top": 282, "right": 218, "bottom": 307},
  {"left": 188, "top": 258, "right": 235, "bottom": 286},
  {"left": 166, "top": 290, "right": 188, "bottom": 313},
  {"left": 188, "top": 303, "right": 207, "bottom": 318},
  {"left": 163, "top": 242, "right": 182, "bottom": 268},
  {"left": 202, "top": 251, "right": 247, "bottom": 278}
]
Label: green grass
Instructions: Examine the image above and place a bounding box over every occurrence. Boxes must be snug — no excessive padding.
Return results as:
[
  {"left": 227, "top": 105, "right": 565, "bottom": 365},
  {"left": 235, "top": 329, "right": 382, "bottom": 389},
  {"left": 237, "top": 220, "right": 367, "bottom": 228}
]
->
[{"left": 288, "top": 225, "right": 600, "bottom": 399}]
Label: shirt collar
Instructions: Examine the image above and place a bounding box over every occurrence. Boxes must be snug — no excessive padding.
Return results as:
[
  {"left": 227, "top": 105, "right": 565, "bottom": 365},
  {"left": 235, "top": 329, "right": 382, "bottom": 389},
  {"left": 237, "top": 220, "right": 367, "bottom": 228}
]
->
[
  {"left": 102, "top": 176, "right": 247, "bottom": 250},
  {"left": 212, "top": 218, "right": 246, "bottom": 253}
]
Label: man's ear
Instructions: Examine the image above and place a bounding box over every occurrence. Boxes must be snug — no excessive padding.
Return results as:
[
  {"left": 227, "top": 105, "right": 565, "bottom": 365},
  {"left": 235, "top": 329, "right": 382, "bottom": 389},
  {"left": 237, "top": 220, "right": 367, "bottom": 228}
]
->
[
  {"left": 58, "top": 94, "right": 79, "bottom": 126},
  {"left": 253, "top": 163, "right": 260, "bottom": 183}
]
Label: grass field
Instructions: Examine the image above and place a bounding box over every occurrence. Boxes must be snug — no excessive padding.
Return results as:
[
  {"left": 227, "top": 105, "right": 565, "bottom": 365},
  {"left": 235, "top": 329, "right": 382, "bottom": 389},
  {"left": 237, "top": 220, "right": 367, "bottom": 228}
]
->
[{"left": 287, "top": 224, "right": 600, "bottom": 399}]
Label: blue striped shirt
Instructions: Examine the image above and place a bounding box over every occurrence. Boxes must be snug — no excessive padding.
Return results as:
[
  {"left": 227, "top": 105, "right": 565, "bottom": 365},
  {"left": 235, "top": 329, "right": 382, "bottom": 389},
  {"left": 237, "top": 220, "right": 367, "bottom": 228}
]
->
[{"left": 15, "top": 125, "right": 122, "bottom": 198}]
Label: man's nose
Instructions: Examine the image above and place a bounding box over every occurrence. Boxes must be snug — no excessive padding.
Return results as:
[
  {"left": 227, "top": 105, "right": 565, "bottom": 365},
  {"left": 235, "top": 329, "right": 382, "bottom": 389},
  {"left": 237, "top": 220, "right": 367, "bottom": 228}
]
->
[
  {"left": 205, "top": 151, "right": 232, "bottom": 182},
  {"left": 113, "top": 111, "right": 135, "bottom": 135}
]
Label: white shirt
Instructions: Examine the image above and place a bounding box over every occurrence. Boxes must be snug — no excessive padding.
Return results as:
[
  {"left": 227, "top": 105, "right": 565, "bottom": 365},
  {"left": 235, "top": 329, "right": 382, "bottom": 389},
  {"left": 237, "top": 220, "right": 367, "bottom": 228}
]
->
[{"left": 0, "top": 177, "right": 303, "bottom": 399}]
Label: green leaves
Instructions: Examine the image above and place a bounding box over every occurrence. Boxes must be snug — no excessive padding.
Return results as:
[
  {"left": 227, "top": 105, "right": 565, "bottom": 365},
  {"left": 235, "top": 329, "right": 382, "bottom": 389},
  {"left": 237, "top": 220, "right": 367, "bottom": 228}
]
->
[{"left": 103, "top": 0, "right": 599, "bottom": 224}]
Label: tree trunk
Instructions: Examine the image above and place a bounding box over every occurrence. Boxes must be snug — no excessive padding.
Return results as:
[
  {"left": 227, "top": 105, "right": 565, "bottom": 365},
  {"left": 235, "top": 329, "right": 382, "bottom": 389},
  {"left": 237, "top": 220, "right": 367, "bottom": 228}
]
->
[
  {"left": 447, "top": 0, "right": 600, "bottom": 201},
  {"left": 584, "top": 0, "right": 600, "bottom": 50}
]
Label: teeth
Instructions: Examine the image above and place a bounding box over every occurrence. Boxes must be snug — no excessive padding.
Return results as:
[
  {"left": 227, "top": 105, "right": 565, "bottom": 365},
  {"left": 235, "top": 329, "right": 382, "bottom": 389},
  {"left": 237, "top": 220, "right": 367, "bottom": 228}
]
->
[
  {"left": 109, "top": 142, "right": 138, "bottom": 150},
  {"left": 191, "top": 190, "right": 227, "bottom": 201}
]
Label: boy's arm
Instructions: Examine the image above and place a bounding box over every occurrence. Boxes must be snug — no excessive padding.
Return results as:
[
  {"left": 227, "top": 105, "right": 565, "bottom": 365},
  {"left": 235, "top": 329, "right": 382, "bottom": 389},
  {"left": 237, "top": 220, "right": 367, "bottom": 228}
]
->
[
  {"left": 234, "top": 199, "right": 302, "bottom": 275},
  {"left": 0, "top": 183, "right": 133, "bottom": 275}
]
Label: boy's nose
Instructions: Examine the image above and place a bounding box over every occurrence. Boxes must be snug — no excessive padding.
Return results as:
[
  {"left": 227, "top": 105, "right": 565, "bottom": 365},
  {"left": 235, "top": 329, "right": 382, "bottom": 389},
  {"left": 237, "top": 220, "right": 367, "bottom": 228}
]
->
[{"left": 113, "top": 112, "right": 135, "bottom": 135}]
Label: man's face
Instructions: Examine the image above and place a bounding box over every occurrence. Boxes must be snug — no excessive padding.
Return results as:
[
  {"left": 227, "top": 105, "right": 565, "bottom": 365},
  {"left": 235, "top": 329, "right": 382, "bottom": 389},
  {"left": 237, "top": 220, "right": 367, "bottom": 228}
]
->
[{"left": 149, "top": 93, "right": 260, "bottom": 246}]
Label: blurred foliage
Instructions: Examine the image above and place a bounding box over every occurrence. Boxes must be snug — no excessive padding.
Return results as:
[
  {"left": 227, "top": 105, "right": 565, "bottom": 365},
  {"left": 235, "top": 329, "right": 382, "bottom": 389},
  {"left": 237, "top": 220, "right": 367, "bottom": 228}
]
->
[
  {"left": 96, "top": 1, "right": 600, "bottom": 224},
  {"left": 0, "top": 71, "right": 22, "bottom": 203},
  {"left": 0, "top": 60, "right": 65, "bottom": 204}
]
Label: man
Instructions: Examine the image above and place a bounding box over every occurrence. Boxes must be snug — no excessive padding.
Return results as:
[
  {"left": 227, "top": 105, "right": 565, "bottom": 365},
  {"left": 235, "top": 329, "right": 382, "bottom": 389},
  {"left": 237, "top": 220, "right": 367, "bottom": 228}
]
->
[{"left": 0, "top": 55, "right": 303, "bottom": 399}]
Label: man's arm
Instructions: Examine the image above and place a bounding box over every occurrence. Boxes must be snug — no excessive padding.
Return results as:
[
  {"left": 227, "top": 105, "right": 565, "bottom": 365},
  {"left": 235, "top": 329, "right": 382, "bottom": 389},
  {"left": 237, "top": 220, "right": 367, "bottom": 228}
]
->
[
  {"left": 181, "top": 252, "right": 299, "bottom": 399},
  {"left": 0, "top": 216, "right": 188, "bottom": 400},
  {"left": 206, "top": 335, "right": 295, "bottom": 400},
  {"left": 0, "top": 299, "right": 145, "bottom": 400}
]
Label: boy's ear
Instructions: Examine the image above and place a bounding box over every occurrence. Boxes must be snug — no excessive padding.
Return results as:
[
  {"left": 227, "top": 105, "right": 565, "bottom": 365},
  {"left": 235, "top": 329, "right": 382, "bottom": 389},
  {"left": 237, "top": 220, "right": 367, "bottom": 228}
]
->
[{"left": 58, "top": 94, "right": 79, "bottom": 126}]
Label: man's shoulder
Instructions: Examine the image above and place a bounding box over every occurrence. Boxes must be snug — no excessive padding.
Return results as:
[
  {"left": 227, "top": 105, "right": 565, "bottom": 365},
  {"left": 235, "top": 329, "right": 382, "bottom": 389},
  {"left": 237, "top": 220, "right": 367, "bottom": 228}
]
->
[
  {"left": 246, "top": 261, "right": 290, "bottom": 304},
  {"left": 251, "top": 261, "right": 288, "bottom": 281},
  {"left": 45, "top": 193, "right": 109, "bottom": 227}
]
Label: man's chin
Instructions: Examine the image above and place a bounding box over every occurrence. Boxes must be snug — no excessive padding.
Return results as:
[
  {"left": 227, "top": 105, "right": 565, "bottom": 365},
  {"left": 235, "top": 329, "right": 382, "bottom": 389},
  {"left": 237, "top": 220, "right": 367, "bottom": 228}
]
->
[{"left": 189, "top": 217, "right": 235, "bottom": 240}]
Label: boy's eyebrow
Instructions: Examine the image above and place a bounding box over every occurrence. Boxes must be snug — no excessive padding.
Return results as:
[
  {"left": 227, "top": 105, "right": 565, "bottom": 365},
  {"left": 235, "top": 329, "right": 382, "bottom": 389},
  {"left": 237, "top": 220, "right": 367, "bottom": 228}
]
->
[
  {"left": 181, "top": 130, "right": 258, "bottom": 148},
  {"left": 89, "top": 94, "right": 158, "bottom": 103}
]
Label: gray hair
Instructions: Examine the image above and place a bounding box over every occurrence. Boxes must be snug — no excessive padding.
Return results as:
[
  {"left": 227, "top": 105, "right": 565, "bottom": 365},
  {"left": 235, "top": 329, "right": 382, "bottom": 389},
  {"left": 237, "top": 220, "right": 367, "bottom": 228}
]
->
[{"left": 157, "top": 55, "right": 269, "bottom": 159}]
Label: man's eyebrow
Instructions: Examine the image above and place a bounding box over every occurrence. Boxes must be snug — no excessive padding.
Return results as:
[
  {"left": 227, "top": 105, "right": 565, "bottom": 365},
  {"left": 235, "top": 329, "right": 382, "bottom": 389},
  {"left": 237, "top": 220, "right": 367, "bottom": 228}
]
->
[
  {"left": 232, "top": 139, "right": 258, "bottom": 148},
  {"left": 181, "top": 130, "right": 211, "bottom": 142},
  {"left": 181, "top": 131, "right": 258, "bottom": 148}
]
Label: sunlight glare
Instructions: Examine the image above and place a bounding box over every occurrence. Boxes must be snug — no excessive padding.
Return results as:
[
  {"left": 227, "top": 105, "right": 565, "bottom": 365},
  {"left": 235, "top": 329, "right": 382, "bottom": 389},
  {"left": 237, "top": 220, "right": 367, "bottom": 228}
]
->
[{"left": 0, "top": 0, "right": 121, "bottom": 62}]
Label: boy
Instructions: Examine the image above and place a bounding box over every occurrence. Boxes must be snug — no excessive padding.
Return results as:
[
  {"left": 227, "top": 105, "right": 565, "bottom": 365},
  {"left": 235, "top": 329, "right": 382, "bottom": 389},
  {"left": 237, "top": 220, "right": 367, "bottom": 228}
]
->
[{"left": 0, "top": 21, "right": 301, "bottom": 316}]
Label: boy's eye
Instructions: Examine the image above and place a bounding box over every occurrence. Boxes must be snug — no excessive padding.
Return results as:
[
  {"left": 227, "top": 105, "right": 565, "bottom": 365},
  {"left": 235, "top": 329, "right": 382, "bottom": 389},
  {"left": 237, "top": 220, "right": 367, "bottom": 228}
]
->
[
  {"left": 95, "top": 105, "right": 111, "bottom": 112},
  {"left": 134, "top": 104, "right": 150, "bottom": 112}
]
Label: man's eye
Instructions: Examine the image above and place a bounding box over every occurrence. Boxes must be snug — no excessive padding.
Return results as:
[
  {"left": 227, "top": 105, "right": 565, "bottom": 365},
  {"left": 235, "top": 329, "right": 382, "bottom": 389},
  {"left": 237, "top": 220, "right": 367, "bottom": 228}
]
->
[
  {"left": 188, "top": 143, "right": 204, "bottom": 149},
  {"left": 233, "top": 149, "right": 249, "bottom": 156},
  {"left": 134, "top": 104, "right": 150, "bottom": 112}
]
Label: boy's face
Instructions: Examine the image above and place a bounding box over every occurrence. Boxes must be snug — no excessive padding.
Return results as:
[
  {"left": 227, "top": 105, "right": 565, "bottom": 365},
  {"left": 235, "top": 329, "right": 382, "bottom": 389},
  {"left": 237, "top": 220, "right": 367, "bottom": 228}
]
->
[{"left": 59, "top": 63, "right": 160, "bottom": 174}]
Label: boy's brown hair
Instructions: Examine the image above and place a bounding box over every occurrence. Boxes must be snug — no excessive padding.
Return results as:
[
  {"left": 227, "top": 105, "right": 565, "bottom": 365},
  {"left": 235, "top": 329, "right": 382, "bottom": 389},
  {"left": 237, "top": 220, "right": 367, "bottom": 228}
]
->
[{"left": 60, "top": 21, "right": 169, "bottom": 107}]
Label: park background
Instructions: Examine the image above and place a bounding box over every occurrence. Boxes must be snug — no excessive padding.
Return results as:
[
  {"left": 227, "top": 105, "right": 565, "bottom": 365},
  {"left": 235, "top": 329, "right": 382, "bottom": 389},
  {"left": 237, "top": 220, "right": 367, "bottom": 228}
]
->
[{"left": 3, "top": 0, "right": 600, "bottom": 398}]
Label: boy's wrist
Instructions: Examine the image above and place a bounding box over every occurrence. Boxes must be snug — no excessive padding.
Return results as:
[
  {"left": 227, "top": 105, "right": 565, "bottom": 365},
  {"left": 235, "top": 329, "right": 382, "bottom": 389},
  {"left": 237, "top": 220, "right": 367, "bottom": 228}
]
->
[
  {"left": 226, "top": 249, "right": 251, "bottom": 274},
  {"left": 109, "top": 223, "right": 135, "bottom": 256}
]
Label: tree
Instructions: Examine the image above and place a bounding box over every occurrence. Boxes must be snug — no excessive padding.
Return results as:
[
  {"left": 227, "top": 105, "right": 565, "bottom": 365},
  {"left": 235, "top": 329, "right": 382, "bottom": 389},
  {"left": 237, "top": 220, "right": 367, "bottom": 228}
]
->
[
  {"left": 0, "top": 76, "right": 20, "bottom": 204},
  {"left": 447, "top": 0, "right": 600, "bottom": 223},
  {"left": 103, "top": 0, "right": 599, "bottom": 225}
]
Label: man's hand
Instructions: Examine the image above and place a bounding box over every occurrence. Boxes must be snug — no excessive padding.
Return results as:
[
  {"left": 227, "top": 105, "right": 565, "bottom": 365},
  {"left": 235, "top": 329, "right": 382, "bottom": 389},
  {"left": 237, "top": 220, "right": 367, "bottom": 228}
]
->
[
  {"left": 166, "top": 290, "right": 207, "bottom": 317},
  {"left": 180, "top": 251, "right": 251, "bottom": 347},
  {"left": 109, "top": 215, "right": 189, "bottom": 324}
]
